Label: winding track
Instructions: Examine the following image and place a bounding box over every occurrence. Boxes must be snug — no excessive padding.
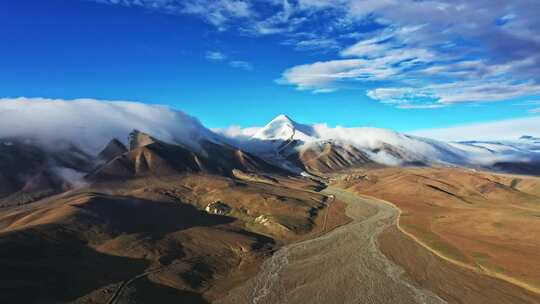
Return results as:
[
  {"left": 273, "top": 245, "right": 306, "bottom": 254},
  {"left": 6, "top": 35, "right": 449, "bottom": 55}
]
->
[
  {"left": 217, "top": 187, "right": 446, "bottom": 304},
  {"left": 107, "top": 266, "right": 168, "bottom": 304}
]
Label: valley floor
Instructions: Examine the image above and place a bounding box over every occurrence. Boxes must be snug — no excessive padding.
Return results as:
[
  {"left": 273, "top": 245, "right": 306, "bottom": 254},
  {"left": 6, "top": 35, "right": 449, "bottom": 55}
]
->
[
  {"left": 216, "top": 187, "right": 444, "bottom": 304},
  {"left": 218, "top": 169, "right": 540, "bottom": 304},
  {"left": 2, "top": 168, "right": 539, "bottom": 303}
]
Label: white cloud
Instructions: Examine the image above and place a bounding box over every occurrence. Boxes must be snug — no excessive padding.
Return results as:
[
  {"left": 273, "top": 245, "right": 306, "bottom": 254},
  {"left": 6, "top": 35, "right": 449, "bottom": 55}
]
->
[
  {"left": 213, "top": 125, "right": 261, "bottom": 140},
  {"left": 182, "top": 0, "right": 253, "bottom": 29},
  {"left": 240, "top": 1, "right": 306, "bottom": 36},
  {"left": 54, "top": 167, "right": 89, "bottom": 188},
  {"left": 0, "top": 97, "right": 215, "bottom": 154},
  {"left": 93, "top": 0, "right": 256, "bottom": 30},
  {"left": 367, "top": 80, "right": 540, "bottom": 105},
  {"left": 340, "top": 39, "right": 388, "bottom": 58},
  {"left": 205, "top": 51, "right": 227, "bottom": 61},
  {"left": 279, "top": 39, "right": 438, "bottom": 93},
  {"left": 279, "top": 28, "right": 437, "bottom": 95},
  {"left": 229, "top": 60, "right": 253, "bottom": 70},
  {"left": 282, "top": 37, "right": 340, "bottom": 51},
  {"left": 278, "top": 0, "right": 540, "bottom": 107},
  {"left": 367, "top": 87, "right": 433, "bottom": 103},
  {"left": 431, "top": 81, "right": 540, "bottom": 104},
  {"left": 281, "top": 27, "right": 537, "bottom": 105},
  {"left": 410, "top": 116, "right": 540, "bottom": 141},
  {"left": 205, "top": 52, "right": 253, "bottom": 71},
  {"left": 279, "top": 58, "right": 398, "bottom": 91},
  {"left": 205, "top": 51, "right": 254, "bottom": 70},
  {"left": 396, "top": 104, "right": 445, "bottom": 109}
]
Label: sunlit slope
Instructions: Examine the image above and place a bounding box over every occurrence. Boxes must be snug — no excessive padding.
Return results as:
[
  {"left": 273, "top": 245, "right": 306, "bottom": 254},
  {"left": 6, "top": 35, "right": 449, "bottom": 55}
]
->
[{"left": 335, "top": 167, "right": 540, "bottom": 292}]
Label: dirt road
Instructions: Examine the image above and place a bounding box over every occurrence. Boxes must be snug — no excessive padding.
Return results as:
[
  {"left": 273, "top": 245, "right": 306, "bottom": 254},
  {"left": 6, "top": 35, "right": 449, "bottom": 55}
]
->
[
  {"left": 107, "top": 266, "right": 168, "bottom": 304},
  {"left": 216, "top": 187, "right": 446, "bottom": 304}
]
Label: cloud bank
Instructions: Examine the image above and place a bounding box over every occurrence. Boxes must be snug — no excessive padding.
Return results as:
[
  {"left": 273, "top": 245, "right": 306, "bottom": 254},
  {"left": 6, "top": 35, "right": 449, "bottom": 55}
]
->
[
  {"left": 218, "top": 115, "right": 540, "bottom": 167},
  {"left": 0, "top": 98, "right": 214, "bottom": 154},
  {"left": 410, "top": 116, "right": 540, "bottom": 142},
  {"left": 213, "top": 125, "right": 261, "bottom": 140}
]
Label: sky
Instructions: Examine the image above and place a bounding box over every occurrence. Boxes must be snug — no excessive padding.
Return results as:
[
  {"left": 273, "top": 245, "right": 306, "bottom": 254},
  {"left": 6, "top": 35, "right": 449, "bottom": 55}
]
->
[{"left": 1, "top": 0, "right": 539, "bottom": 136}]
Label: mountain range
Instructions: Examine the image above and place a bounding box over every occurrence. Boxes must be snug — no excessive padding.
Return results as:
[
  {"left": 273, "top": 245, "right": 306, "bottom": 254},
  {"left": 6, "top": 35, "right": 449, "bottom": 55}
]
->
[
  {"left": 1, "top": 110, "right": 539, "bottom": 206},
  {"left": 234, "top": 114, "right": 540, "bottom": 173}
]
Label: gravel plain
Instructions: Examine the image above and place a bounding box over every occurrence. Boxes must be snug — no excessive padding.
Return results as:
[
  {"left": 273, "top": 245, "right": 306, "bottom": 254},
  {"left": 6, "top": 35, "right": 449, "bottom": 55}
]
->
[{"left": 217, "top": 187, "right": 446, "bottom": 304}]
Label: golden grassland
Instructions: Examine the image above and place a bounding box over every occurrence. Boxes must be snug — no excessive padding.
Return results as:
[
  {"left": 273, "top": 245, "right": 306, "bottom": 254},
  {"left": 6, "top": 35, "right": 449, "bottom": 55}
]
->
[{"left": 333, "top": 167, "right": 540, "bottom": 298}]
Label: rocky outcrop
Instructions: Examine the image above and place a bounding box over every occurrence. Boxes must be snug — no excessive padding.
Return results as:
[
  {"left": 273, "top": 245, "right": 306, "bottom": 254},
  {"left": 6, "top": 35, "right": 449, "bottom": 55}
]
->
[
  {"left": 128, "top": 130, "right": 157, "bottom": 151},
  {"left": 98, "top": 138, "right": 127, "bottom": 162},
  {"left": 205, "top": 201, "right": 231, "bottom": 215},
  {"left": 254, "top": 215, "right": 291, "bottom": 232}
]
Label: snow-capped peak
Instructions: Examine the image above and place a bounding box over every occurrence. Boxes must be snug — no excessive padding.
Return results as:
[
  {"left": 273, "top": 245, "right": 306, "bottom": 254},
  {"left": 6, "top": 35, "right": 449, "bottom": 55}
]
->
[
  {"left": 252, "top": 114, "right": 315, "bottom": 142},
  {"left": 273, "top": 114, "right": 293, "bottom": 123}
]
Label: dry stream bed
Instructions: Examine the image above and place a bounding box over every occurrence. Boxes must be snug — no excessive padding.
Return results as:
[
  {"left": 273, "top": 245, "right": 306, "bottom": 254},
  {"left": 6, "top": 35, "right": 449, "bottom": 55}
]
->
[{"left": 217, "top": 187, "right": 446, "bottom": 304}]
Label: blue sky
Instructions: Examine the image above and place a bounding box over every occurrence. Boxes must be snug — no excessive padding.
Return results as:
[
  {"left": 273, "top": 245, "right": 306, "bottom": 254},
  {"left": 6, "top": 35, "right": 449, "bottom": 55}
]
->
[{"left": 1, "top": 0, "right": 539, "bottom": 132}]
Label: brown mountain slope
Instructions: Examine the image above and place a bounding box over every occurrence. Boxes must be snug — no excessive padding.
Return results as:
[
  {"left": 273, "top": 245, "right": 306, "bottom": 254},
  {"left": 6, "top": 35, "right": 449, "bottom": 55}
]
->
[
  {"left": 98, "top": 138, "right": 127, "bottom": 162},
  {"left": 0, "top": 139, "right": 94, "bottom": 207},
  {"left": 290, "top": 142, "right": 374, "bottom": 173},
  {"left": 90, "top": 135, "right": 287, "bottom": 181},
  {"left": 0, "top": 140, "right": 50, "bottom": 199},
  {"left": 0, "top": 172, "right": 347, "bottom": 303}
]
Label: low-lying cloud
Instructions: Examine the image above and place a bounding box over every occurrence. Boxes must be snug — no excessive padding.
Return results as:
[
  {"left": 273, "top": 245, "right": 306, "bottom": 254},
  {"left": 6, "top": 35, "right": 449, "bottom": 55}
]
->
[
  {"left": 0, "top": 97, "right": 214, "bottom": 154},
  {"left": 410, "top": 115, "right": 540, "bottom": 142}
]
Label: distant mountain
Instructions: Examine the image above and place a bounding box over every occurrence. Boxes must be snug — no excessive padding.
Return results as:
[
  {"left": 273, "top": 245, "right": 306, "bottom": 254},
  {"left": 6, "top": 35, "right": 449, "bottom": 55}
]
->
[
  {"left": 252, "top": 114, "right": 317, "bottom": 142},
  {"left": 0, "top": 132, "right": 288, "bottom": 207},
  {"left": 231, "top": 115, "right": 540, "bottom": 175},
  {"left": 1, "top": 105, "right": 539, "bottom": 198},
  {"left": 90, "top": 130, "right": 285, "bottom": 181},
  {"left": 0, "top": 139, "right": 94, "bottom": 206},
  {"left": 454, "top": 136, "right": 540, "bottom": 175}
]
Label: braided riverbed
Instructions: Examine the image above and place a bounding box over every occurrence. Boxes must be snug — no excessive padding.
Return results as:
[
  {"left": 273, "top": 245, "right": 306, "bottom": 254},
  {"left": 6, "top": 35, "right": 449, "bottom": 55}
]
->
[{"left": 217, "top": 187, "right": 445, "bottom": 304}]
